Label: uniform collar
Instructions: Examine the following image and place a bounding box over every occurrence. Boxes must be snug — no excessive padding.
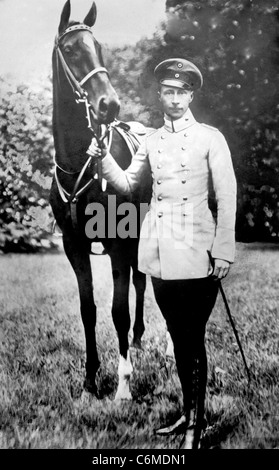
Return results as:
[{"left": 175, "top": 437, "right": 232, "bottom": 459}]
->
[{"left": 163, "top": 108, "right": 196, "bottom": 133}]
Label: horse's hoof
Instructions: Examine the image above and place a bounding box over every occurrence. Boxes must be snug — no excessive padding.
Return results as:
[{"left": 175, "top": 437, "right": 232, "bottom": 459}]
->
[
  {"left": 131, "top": 339, "right": 143, "bottom": 350},
  {"left": 114, "top": 391, "right": 132, "bottom": 402},
  {"left": 83, "top": 377, "right": 98, "bottom": 396}
]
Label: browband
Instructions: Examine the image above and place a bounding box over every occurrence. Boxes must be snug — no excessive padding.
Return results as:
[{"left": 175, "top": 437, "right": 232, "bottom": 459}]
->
[{"left": 58, "top": 24, "right": 92, "bottom": 42}]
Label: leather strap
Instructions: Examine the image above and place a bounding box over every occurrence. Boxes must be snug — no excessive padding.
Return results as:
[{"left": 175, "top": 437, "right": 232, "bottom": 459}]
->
[
  {"left": 79, "top": 67, "right": 109, "bottom": 86},
  {"left": 58, "top": 24, "right": 93, "bottom": 42}
]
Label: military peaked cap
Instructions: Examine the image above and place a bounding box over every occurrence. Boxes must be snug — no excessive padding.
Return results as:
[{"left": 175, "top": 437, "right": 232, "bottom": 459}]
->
[{"left": 154, "top": 58, "right": 203, "bottom": 90}]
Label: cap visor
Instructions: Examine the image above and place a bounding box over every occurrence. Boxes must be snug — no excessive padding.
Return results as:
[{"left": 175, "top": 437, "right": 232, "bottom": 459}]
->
[{"left": 160, "top": 79, "right": 189, "bottom": 89}]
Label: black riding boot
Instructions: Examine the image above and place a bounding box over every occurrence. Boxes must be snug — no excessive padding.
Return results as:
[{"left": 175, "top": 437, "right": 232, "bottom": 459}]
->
[{"left": 181, "top": 355, "right": 208, "bottom": 449}]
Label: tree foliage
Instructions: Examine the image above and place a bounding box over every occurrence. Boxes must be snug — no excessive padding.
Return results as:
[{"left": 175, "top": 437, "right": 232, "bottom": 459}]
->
[{"left": 109, "top": 0, "right": 279, "bottom": 241}]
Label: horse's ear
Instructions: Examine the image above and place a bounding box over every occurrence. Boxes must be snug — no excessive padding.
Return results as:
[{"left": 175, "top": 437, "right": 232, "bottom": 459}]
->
[
  {"left": 83, "top": 1, "right": 97, "bottom": 27},
  {"left": 58, "top": 0, "right": 71, "bottom": 34}
]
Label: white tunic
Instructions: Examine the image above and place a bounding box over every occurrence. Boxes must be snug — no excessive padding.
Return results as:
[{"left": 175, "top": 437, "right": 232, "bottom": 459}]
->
[{"left": 101, "top": 109, "right": 237, "bottom": 280}]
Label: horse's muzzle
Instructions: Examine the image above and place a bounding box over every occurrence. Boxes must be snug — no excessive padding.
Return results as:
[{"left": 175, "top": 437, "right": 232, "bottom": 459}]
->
[{"left": 96, "top": 93, "right": 120, "bottom": 124}]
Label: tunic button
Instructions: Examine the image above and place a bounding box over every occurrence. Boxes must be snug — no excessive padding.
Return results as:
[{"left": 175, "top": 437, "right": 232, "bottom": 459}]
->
[
  {"left": 157, "top": 164, "right": 162, "bottom": 169},
  {"left": 182, "top": 179, "right": 186, "bottom": 184},
  {"left": 184, "top": 133, "right": 188, "bottom": 137},
  {"left": 158, "top": 195, "right": 163, "bottom": 201},
  {"left": 161, "top": 135, "right": 166, "bottom": 139},
  {"left": 183, "top": 196, "right": 188, "bottom": 201},
  {"left": 158, "top": 212, "right": 163, "bottom": 218},
  {"left": 158, "top": 149, "right": 163, "bottom": 153},
  {"left": 181, "top": 162, "right": 186, "bottom": 167},
  {"left": 157, "top": 179, "right": 162, "bottom": 185},
  {"left": 181, "top": 146, "right": 186, "bottom": 151}
]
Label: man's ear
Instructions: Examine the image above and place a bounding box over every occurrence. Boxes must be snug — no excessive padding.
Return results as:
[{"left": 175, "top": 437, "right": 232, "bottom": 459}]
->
[
  {"left": 189, "top": 91, "right": 194, "bottom": 102},
  {"left": 157, "top": 91, "right": 161, "bottom": 101}
]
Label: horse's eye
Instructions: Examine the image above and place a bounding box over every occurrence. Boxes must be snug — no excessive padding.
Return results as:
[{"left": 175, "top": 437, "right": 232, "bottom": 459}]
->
[{"left": 64, "top": 46, "right": 73, "bottom": 56}]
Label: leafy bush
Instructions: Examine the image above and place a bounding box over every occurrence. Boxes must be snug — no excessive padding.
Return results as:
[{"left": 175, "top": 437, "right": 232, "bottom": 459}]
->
[{"left": 0, "top": 78, "right": 55, "bottom": 252}]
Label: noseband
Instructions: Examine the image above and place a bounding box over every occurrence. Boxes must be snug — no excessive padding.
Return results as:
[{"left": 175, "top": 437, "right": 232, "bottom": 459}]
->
[{"left": 55, "top": 24, "right": 109, "bottom": 94}]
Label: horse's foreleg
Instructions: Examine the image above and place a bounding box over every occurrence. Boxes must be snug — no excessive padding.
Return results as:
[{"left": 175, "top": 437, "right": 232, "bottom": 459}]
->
[
  {"left": 110, "top": 260, "right": 133, "bottom": 401},
  {"left": 115, "top": 350, "right": 133, "bottom": 401},
  {"left": 131, "top": 266, "right": 146, "bottom": 349},
  {"left": 63, "top": 235, "right": 99, "bottom": 395}
]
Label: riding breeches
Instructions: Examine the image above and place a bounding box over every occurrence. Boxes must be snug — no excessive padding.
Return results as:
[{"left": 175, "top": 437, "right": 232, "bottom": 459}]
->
[{"left": 151, "top": 276, "right": 219, "bottom": 428}]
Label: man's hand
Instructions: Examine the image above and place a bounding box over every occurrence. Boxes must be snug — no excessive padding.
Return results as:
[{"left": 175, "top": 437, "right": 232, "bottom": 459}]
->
[
  {"left": 87, "top": 137, "right": 107, "bottom": 159},
  {"left": 210, "top": 258, "right": 230, "bottom": 280}
]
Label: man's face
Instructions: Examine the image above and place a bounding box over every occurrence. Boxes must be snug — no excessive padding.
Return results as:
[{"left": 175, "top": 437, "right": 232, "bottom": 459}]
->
[{"left": 158, "top": 85, "right": 193, "bottom": 120}]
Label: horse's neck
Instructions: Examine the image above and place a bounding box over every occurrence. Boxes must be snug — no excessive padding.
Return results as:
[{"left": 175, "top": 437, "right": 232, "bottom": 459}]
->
[
  {"left": 52, "top": 53, "right": 132, "bottom": 175},
  {"left": 53, "top": 70, "right": 92, "bottom": 173}
]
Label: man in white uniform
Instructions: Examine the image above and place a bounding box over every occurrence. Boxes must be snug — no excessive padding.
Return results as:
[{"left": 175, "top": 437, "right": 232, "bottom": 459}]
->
[{"left": 87, "top": 58, "right": 237, "bottom": 449}]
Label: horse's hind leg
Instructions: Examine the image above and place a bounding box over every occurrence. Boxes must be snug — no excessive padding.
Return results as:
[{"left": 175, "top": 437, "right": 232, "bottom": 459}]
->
[
  {"left": 131, "top": 265, "right": 146, "bottom": 349},
  {"left": 63, "top": 234, "right": 100, "bottom": 395},
  {"left": 110, "top": 255, "right": 133, "bottom": 401}
]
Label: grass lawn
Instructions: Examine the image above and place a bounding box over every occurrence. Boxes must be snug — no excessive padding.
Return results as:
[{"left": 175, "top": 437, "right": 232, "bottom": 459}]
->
[{"left": 0, "top": 242, "right": 278, "bottom": 449}]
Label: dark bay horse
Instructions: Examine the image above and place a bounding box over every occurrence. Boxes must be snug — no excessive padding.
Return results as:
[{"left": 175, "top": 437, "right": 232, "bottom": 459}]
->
[{"left": 50, "top": 0, "right": 151, "bottom": 400}]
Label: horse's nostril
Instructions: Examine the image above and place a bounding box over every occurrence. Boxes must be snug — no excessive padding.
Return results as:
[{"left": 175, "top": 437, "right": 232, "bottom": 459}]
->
[
  {"left": 97, "top": 96, "right": 120, "bottom": 123},
  {"left": 99, "top": 97, "right": 108, "bottom": 113}
]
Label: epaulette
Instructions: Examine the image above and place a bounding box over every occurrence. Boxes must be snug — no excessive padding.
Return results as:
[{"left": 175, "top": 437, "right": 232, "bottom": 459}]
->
[{"left": 201, "top": 123, "right": 219, "bottom": 132}]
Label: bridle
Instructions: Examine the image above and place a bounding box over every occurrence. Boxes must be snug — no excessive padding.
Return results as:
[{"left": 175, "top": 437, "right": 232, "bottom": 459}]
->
[
  {"left": 54, "top": 23, "right": 113, "bottom": 218},
  {"left": 53, "top": 24, "right": 145, "bottom": 233},
  {"left": 55, "top": 24, "right": 109, "bottom": 98}
]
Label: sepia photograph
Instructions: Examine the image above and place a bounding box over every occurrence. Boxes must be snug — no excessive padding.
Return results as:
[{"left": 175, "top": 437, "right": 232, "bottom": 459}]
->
[{"left": 0, "top": 0, "right": 278, "bottom": 455}]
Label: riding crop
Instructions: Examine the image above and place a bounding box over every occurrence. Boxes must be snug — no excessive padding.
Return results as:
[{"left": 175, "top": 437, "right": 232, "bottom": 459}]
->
[{"left": 207, "top": 251, "right": 251, "bottom": 383}]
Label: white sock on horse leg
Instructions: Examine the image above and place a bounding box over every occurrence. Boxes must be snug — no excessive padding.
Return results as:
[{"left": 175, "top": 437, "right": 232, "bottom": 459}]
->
[{"left": 114, "top": 351, "right": 133, "bottom": 401}]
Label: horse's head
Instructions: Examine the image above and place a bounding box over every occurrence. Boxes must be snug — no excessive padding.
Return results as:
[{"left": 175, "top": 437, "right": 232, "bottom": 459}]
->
[{"left": 56, "top": 0, "right": 120, "bottom": 125}]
